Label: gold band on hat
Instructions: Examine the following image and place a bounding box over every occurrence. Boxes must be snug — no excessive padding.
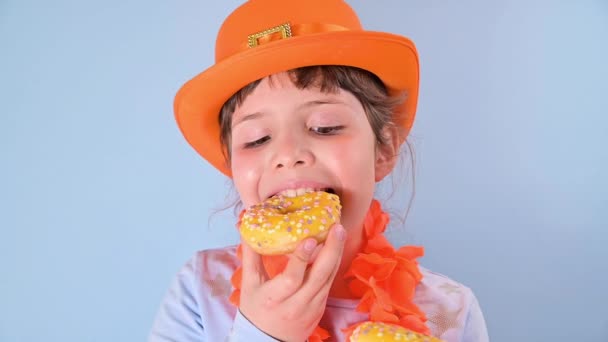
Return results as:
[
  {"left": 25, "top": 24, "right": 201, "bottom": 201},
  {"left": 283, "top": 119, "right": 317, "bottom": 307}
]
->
[{"left": 247, "top": 22, "right": 348, "bottom": 49}]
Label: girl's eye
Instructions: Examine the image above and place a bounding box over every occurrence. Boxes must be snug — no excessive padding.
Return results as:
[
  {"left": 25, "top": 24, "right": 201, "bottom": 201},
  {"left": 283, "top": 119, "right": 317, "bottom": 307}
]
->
[
  {"left": 243, "top": 135, "right": 270, "bottom": 148},
  {"left": 311, "top": 126, "right": 344, "bottom": 135}
]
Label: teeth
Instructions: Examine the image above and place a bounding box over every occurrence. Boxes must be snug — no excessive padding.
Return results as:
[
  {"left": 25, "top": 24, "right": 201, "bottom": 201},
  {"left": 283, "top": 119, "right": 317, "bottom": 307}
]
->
[{"left": 278, "top": 187, "right": 319, "bottom": 198}]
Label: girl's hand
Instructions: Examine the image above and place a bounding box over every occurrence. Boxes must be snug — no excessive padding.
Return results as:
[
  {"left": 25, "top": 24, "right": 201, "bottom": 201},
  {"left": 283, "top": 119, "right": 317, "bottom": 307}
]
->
[{"left": 238, "top": 224, "right": 346, "bottom": 342}]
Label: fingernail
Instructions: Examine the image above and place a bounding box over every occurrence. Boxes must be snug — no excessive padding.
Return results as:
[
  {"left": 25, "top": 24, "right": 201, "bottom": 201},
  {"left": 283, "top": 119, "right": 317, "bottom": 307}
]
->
[
  {"left": 304, "top": 239, "right": 316, "bottom": 252},
  {"left": 335, "top": 225, "right": 346, "bottom": 241}
]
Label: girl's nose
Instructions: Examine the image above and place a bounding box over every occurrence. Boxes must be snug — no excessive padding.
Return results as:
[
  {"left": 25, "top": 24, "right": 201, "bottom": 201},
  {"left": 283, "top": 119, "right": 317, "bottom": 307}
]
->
[{"left": 272, "top": 133, "right": 314, "bottom": 170}]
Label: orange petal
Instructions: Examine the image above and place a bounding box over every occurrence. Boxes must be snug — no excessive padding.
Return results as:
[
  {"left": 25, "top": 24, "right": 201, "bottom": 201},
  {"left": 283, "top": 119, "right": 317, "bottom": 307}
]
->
[
  {"left": 370, "top": 302, "right": 398, "bottom": 322},
  {"left": 350, "top": 253, "right": 397, "bottom": 280},
  {"left": 229, "top": 289, "right": 240, "bottom": 306},
  {"left": 399, "top": 315, "right": 431, "bottom": 336},
  {"left": 348, "top": 278, "right": 368, "bottom": 297},
  {"left": 263, "top": 254, "right": 288, "bottom": 278},
  {"left": 373, "top": 262, "right": 397, "bottom": 282},
  {"left": 363, "top": 200, "right": 389, "bottom": 237},
  {"left": 369, "top": 279, "right": 394, "bottom": 312},
  {"left": 356, "top": 291, "right": 374, "bottom": 312},
  {"left": 365, "top": 236, "right": 394, "bottom": 256},
  {"left": 396, "top": 245, "right": 424, "bottom": 259},
  {"left": 392, "top": 300, "right": 426, "bottom": 318},
  {"left": 309, "top": 326, "right": 330, "bottom": 341},
  {"left": 230, "top": 267, "right": 242, "bottom": 287},
  {"left": 387, "top": 270, "right": 417, "bottom": 303}
]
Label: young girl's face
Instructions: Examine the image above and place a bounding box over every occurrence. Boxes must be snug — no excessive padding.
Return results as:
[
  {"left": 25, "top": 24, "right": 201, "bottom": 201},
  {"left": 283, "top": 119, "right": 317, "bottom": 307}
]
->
[{"left": 229, "top": 72, "right": 394, "bottom": 234}]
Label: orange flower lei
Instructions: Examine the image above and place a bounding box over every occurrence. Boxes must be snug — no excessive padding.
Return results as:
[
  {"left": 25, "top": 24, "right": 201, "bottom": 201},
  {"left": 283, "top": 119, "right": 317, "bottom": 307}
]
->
[{"left": 229, "top": 199, "right": 431, "bottom": 341}]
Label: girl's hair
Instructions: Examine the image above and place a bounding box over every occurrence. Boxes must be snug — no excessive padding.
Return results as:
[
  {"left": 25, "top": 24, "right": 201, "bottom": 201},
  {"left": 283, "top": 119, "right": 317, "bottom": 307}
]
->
[
  {"left": 219, "top": 65, "right": 404, "bottom": 160},
  {"left": 215, "top": 65, "right": 415, "bottom": 226}
]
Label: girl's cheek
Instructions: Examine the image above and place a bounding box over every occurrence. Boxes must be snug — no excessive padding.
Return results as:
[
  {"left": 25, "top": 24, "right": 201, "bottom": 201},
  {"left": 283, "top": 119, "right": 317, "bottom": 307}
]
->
[
  {"left": 231, "top": 149, "right": 262, "bottom": 177},
  {"left": 230, "top": 151, "right": 247, "bottom": 172},
  {"left": 234, "top": 161, "right": 266, "bottom": 207}
]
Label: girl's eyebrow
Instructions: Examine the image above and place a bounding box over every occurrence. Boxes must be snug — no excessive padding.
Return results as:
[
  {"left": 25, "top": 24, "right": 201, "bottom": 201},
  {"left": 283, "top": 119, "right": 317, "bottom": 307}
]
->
[
  {"left": 232, "top": 111, "right": 264, "bottom": 128},
  {"left": 298, "top": 98, "right": 345, "bottom": 110}
]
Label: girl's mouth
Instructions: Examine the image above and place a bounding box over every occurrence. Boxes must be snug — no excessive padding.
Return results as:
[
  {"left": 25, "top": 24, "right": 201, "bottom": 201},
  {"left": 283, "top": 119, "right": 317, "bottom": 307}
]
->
[{"left": 272, "top": 187, "right": 336, "bottom": 198}]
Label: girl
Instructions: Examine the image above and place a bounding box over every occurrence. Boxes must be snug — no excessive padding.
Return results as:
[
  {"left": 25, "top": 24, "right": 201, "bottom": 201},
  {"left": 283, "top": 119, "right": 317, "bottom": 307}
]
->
[{"left": 150, "top": 0, "right": 489, "bottom": 341}]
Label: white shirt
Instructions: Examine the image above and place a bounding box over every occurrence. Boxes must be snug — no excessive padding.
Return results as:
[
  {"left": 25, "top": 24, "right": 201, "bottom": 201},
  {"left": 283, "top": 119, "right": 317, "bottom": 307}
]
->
[{"left": 149, "top": 245, "right": 489, "bottom": 342}]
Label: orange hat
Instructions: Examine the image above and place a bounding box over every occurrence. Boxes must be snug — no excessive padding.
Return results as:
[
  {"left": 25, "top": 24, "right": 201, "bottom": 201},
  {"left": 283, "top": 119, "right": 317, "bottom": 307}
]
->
[{"left": 174, "top": 0, "right": 420, "bottom": 177}]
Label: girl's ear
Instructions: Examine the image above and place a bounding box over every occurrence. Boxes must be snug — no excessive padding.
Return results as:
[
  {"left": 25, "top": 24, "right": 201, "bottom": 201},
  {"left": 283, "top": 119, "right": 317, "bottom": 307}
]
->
[{"left": 374, "top": 125, "right": 401, "bottom": 182}]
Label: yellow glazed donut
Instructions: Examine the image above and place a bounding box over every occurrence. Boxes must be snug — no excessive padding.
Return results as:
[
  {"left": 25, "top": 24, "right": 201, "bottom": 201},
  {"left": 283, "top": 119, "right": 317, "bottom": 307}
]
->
[
  {"left": 350, "top": 322, "right": 443, "bottom": 342},
  {"left": 239, "top": 190, "right": 341, "bottom": 255}
]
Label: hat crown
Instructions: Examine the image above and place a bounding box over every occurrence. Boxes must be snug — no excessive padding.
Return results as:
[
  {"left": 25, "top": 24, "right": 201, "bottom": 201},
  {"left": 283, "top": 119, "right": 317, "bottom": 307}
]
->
[{"left": 216, "top": 0, "right": 362, "bottom": 62}]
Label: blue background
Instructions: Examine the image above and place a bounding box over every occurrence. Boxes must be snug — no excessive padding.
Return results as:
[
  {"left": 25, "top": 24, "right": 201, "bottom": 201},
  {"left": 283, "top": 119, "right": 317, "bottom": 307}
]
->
[{"left": 1, "top": 0, "right": 607, "bottom": 341}]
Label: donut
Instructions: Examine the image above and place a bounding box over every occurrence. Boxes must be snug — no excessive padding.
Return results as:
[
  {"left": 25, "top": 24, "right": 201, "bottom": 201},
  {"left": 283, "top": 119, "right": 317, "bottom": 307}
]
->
[
  {"left": 350, "top": 322, "right": 443, "bottom": 342},
  {"left": 239, "top": 190, "right": 341, "bottom": 255}
]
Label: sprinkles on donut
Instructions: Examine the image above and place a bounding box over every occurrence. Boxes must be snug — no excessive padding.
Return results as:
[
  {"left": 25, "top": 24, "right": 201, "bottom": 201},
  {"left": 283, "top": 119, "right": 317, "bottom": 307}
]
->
[
  {"left": 350, "top": 322, "right": 443, "bottom": 342},
  {"left": 239, "top": 190, "right": 341, "bottom": 255}
]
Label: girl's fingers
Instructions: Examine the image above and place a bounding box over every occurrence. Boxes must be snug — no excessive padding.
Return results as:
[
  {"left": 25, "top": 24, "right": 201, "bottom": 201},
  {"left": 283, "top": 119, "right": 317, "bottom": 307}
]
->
[
  {"left": 289, "top": 224, "right": 346, "bottom": 305},
  {"left": 263, "top": 238, "right": 317, "bottom": 303},
  {"left": 309, "top": 243, "right": 323, "bottom": 264},
  {"left": 309, "top": 250, "right": 342, "bottom": 308},
  {"left": 241, "top": 242, "right": 267, "bottom": 289}
]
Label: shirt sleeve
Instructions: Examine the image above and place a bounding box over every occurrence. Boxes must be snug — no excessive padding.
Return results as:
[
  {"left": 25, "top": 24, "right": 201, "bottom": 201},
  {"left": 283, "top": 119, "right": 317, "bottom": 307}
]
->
[
  {"left": 461, "top": 293, "right": 489, "bottom": 342},
  {"left": 227, "top": 310, "right": 283, "bottom": 342},
  {"left": 148, "top": 257, "right": 205, "bottom": 342},
  {"left": 148, "top": 253, "right": 283, "bottom": 342}
]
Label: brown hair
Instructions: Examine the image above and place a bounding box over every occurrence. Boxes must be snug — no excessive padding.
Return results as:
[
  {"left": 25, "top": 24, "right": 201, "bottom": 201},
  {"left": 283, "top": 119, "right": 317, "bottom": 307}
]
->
[{"left": 216, "top": 65, "right": 415, "bottom": 225}]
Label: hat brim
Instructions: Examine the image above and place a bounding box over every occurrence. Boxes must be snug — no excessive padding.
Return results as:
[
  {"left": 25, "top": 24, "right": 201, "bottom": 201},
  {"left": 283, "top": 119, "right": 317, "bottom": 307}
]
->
[{"left": 174, "top": 30, "right": 419, "bottom": 177}]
